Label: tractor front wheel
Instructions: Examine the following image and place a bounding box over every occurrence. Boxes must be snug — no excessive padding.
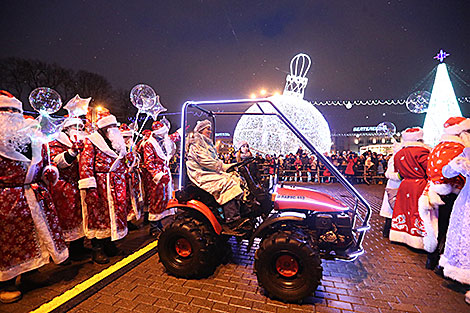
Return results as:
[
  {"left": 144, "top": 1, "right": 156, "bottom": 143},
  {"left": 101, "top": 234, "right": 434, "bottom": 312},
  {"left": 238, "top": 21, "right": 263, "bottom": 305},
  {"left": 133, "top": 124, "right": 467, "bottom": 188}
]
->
[
  {"left": 158, "top": 214, "right": 217, "bottom": 278},
  {"left": 254, "top": 229, "right": 322, "bottom": 302}
]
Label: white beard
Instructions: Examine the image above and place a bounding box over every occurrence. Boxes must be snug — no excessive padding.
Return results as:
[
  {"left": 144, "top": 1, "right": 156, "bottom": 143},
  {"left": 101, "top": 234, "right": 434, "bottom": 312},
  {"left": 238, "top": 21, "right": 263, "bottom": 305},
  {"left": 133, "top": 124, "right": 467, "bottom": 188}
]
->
[
  {"left": 460, "top": 132, "right": 470, "bottom": 147},
  {"left": 0, "top": 112, "right": 35, "bottom": 153},
  {"left": 106, "top": 128, "right": 127, "bottom": 154}
]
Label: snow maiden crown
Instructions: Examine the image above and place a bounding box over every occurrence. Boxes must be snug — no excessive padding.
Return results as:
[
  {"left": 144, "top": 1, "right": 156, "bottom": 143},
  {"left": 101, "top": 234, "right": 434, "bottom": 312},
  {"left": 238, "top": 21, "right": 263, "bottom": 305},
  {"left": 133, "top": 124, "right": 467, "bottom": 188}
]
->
[
  {"left": 0, "top": 90, "right": 23, "bottom": 113},
  {"left": 402, "top": 127, "right": 424, "bottom": 142},
  {"left": 443, "top": 116, "right": 470, "bottom": 135}
]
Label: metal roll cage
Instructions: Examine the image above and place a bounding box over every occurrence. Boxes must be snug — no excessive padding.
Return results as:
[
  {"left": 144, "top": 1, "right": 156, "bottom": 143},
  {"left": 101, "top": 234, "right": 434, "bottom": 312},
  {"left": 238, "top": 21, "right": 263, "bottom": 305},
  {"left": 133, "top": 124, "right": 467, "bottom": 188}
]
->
[{"left": 178, "top": 98, "right": 371, "bottom": 255}]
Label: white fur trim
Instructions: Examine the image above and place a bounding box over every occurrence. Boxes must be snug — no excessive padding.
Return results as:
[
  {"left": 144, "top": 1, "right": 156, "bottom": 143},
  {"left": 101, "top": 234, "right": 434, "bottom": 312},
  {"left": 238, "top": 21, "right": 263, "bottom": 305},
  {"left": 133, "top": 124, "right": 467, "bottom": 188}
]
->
[
  {"left": 402, "top": 128, "right": 424, "bottom": 142},
  {"left": 148, "top": 208, "right": 175, "bottom": 222},
  {"left": 152, "top": 124, "right": 169, "bottom": 136},
  {"left": 53, "top": 152, "right": 72, "bottom": 169},
  {"left": 42, "top": 165, "right": 59, "bottom": 186},
  {"left": 194, "top": 119, "right": 211, "bottom": 133},
  {"left": 24, "top": 186, "right": 69, "bottom": 264},
  {"left": 78, "top": 177, "right": 97, "bottom": 189},
  {"left": 97, "top": 115, "right": 117, "bottom": 129},
  {"left": 63, "top": 117, "right": 84, "bottom": 129},
  {"left": 443, "top": 119, "right": 470, "bottom": 135},
  {"left": 389, "top": 229, "right": 424, "bottom": 250},
  {"left": 439, "top": 255, "right": 470, "bottom": 285},
  {"left": 0, "top": 95, "right": 22, "bottom": 112},
  {"left": 418, "top": 194, "right": 439, "bottom": 252},
  {"left": 379, "top": 191, "right": 393, "bottom": 218},
  {"left": 439, "top": 134, "right": 464, "bottom": 144},
  {"left": 153, "top": 172, "right": 165, "bottom": 184},
  {"left": 121, "top": 130, "right": 133, "bottom": 137},
  {"left": 57, "top": 132, "right": 73, "bottom": 148},
  {"left": 429, "top": 181, "right": 453, "bottom": 196}
]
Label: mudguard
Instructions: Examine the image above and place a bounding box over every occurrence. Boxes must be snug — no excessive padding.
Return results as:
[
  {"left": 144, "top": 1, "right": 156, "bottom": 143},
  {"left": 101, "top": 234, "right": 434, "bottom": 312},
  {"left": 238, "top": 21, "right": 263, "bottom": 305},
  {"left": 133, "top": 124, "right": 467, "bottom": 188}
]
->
[
  {"left": 248, "top": 214, "right": 305, "bottom": 249},
  {"left": 167, "top": 198, "right": 223, "bottom": 234}
]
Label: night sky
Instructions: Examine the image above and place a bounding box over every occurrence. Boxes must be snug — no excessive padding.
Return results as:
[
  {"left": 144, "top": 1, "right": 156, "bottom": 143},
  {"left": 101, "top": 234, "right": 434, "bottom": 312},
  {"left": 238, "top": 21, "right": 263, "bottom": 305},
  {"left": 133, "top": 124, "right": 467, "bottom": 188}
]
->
[{"left": 2, "top": 0, "right": 470, "bottom": 133}]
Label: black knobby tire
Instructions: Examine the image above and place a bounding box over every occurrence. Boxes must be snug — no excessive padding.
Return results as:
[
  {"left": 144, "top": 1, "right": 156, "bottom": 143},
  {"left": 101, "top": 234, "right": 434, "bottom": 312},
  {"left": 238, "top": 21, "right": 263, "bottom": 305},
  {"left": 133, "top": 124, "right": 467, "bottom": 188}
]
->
[
  {"left": 158, "top": 213, "right": 217, "bottom": 278},
  {"left": 254, "top": 229, "right": 322, "bottom": 302}
]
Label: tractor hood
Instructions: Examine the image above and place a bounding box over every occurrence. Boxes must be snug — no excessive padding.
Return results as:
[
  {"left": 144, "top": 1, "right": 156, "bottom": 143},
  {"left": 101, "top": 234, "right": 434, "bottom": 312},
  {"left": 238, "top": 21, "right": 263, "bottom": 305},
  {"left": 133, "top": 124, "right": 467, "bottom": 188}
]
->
[{"left": 273, "top": 185, "right": 349, "bottom": 213}]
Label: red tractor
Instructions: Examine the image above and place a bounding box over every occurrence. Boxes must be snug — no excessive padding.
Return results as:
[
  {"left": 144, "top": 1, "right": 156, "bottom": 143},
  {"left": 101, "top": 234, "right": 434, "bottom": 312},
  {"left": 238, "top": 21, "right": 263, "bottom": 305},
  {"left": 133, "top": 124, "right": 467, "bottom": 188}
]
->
[{"left": 157, "top": 99, "right": 371, "bottom": 302}]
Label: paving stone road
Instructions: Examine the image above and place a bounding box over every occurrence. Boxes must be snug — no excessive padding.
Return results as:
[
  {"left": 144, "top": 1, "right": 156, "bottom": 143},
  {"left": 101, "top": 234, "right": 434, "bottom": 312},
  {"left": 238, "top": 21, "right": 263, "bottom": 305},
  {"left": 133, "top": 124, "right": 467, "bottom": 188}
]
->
[{"left": 2, "top": 183, "right": 469, "bottom": 312}]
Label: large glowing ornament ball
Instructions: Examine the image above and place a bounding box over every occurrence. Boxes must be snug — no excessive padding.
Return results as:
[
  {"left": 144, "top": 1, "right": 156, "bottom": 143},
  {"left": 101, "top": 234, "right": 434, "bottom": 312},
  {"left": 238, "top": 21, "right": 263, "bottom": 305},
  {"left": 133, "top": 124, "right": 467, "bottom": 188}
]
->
[
  {"left": 376, "top": 121, "right": 396, "bottom": 137},
  {"left": 130, "top": 84, "right": 157, "bottom": 111},
  {"left": 406, "top": 91, "right": 431, "bottom": 114},
  {"left": 29, "top": 87, "right": 62, "bottom": 114},
  {"left": 233, "top": 95, "right": 332, "bottom": 156}
]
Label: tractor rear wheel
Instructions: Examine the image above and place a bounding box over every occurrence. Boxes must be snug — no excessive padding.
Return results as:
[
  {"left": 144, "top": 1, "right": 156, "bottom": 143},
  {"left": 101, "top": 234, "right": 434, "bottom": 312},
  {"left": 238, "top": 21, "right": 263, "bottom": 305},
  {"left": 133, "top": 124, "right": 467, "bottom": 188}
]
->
[
  {"left": 158, "top": 213, "right": 217, "bottom": 278},
  {"left": 254, "top": 229, "right": 322, "bottom": 302}
]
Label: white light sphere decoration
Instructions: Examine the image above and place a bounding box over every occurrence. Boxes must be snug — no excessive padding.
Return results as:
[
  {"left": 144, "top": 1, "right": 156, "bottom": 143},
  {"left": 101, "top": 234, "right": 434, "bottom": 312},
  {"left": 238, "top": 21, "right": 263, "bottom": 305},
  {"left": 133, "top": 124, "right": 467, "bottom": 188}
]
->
[{"left": 233, "top": 94, "right": 332, "bottom": 156}]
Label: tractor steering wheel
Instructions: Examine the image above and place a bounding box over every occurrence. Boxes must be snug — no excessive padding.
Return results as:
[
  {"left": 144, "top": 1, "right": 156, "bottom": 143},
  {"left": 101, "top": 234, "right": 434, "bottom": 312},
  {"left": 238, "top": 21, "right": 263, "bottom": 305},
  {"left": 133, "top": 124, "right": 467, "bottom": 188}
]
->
[{"left": 226, "top": 157, "right": 255, "bottom": 173}]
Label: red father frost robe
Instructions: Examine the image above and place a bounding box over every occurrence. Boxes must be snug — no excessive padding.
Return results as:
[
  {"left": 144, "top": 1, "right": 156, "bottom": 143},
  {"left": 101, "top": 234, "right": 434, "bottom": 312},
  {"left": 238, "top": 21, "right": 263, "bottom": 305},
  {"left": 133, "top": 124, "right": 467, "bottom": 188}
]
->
[
  {"left": 78, "top": 132, "right": 128, "bottom": 241},
  {"left": 390, "top": 141, "right": 430, "bottom": 250},
  {"left": 142, "top": 132, "right": 179, "bottom": 221},
  {"left": 49, "top": 132, "right": 84, "bottom": 241},
  {"left": 0, "top": 142, "right": 68, "bottom": 281}
]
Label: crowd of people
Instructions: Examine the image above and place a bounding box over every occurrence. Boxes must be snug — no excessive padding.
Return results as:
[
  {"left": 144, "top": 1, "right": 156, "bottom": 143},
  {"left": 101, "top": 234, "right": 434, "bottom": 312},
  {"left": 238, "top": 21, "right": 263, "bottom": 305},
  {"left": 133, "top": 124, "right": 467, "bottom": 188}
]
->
[
  {"left": 1, "top": 89, "right": 469, "bottom": 305},
  {"left": 170, "top": 147, "right": 390, "bottom": 186},
  {"left": 0, "top": 91, "right": 180, "bottom": 303}
]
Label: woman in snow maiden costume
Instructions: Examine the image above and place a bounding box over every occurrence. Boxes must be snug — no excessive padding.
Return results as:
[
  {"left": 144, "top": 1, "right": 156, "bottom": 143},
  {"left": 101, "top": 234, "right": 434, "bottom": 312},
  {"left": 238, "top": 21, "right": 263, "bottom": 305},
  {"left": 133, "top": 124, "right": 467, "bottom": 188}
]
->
[
  {"left": 78, "top": 111, "right": 129, "bottom": 264},
  {"left": 441, "top": 147, "right": 470, "bottom": 305},
  {"left": 389, "top": 127, "right": 430, "bottom": 250},
  {"left": 0, "top": 91, "right": 68, "bottom": 304}
]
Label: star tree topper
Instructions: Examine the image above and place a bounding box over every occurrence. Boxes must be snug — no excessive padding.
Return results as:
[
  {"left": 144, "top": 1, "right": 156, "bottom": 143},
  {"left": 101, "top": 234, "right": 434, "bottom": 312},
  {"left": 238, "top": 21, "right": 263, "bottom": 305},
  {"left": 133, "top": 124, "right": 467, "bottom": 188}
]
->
[{"left": 434, "top": 49, "right": 450, "bottom": 63}]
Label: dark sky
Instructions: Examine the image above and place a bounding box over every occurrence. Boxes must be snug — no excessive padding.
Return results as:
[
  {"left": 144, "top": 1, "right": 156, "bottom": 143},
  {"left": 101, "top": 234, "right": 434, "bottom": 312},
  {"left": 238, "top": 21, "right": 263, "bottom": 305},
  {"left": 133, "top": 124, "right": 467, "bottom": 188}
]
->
[{"left": 2, "top": 0, "right": 470, "bottom": 133}]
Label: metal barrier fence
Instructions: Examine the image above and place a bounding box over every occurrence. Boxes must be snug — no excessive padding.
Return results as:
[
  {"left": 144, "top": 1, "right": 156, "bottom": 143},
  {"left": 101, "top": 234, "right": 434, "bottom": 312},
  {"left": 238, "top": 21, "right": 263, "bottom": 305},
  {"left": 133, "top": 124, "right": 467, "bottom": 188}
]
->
[{"left": 169, "top": 160, "right": 385, "bottom": 185}]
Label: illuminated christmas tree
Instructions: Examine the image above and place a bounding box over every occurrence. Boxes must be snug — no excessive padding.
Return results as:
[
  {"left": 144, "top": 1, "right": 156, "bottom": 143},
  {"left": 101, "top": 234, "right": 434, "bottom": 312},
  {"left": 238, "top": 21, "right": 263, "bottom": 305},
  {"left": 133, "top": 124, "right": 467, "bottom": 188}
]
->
[{"left": 422, "top": 50, "right": 462, "bottom": 146}]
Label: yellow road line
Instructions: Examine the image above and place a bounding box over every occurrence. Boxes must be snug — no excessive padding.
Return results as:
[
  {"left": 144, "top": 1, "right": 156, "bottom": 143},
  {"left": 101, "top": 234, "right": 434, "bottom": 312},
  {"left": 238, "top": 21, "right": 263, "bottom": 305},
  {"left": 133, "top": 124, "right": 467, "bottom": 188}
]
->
[{"left": 31, "top": 240, "right": 158, "bottom": 313}]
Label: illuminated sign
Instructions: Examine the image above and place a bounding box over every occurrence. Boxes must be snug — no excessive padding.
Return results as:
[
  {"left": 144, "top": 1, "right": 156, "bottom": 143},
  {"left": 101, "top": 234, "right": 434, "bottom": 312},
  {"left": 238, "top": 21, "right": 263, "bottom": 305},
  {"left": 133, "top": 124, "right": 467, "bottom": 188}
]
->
[
  {"left": 215, "top": 132, "right": 231, "bottom": 137},
  {"left": 352, "top": 126, "right": 377, "bottom": 132}
]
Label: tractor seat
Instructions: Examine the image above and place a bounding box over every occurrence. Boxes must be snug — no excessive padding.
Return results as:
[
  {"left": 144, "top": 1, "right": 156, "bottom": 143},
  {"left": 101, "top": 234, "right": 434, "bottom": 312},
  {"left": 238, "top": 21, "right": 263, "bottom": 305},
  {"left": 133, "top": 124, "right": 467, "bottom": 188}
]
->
[{"left": 175, "top": 182, "right": 220, "bottom": 209}]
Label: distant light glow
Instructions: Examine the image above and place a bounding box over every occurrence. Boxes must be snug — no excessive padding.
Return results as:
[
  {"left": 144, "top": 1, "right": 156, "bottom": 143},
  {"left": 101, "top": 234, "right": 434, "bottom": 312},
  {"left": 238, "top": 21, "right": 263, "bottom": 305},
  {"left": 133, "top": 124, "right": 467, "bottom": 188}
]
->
[
  {"left": 250, "top": 93, "right": 256, "bottom": 99},
  {"left": 260, "top": 89, "right": 267, "bottom": 96}
]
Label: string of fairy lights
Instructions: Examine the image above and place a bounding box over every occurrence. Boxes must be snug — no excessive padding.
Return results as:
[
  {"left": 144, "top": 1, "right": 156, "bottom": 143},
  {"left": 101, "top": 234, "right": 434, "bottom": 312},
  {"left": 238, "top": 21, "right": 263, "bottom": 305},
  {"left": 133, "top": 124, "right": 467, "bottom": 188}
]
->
[{"left": 309, "top": 96, "right": 470, "bottom": 108}]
